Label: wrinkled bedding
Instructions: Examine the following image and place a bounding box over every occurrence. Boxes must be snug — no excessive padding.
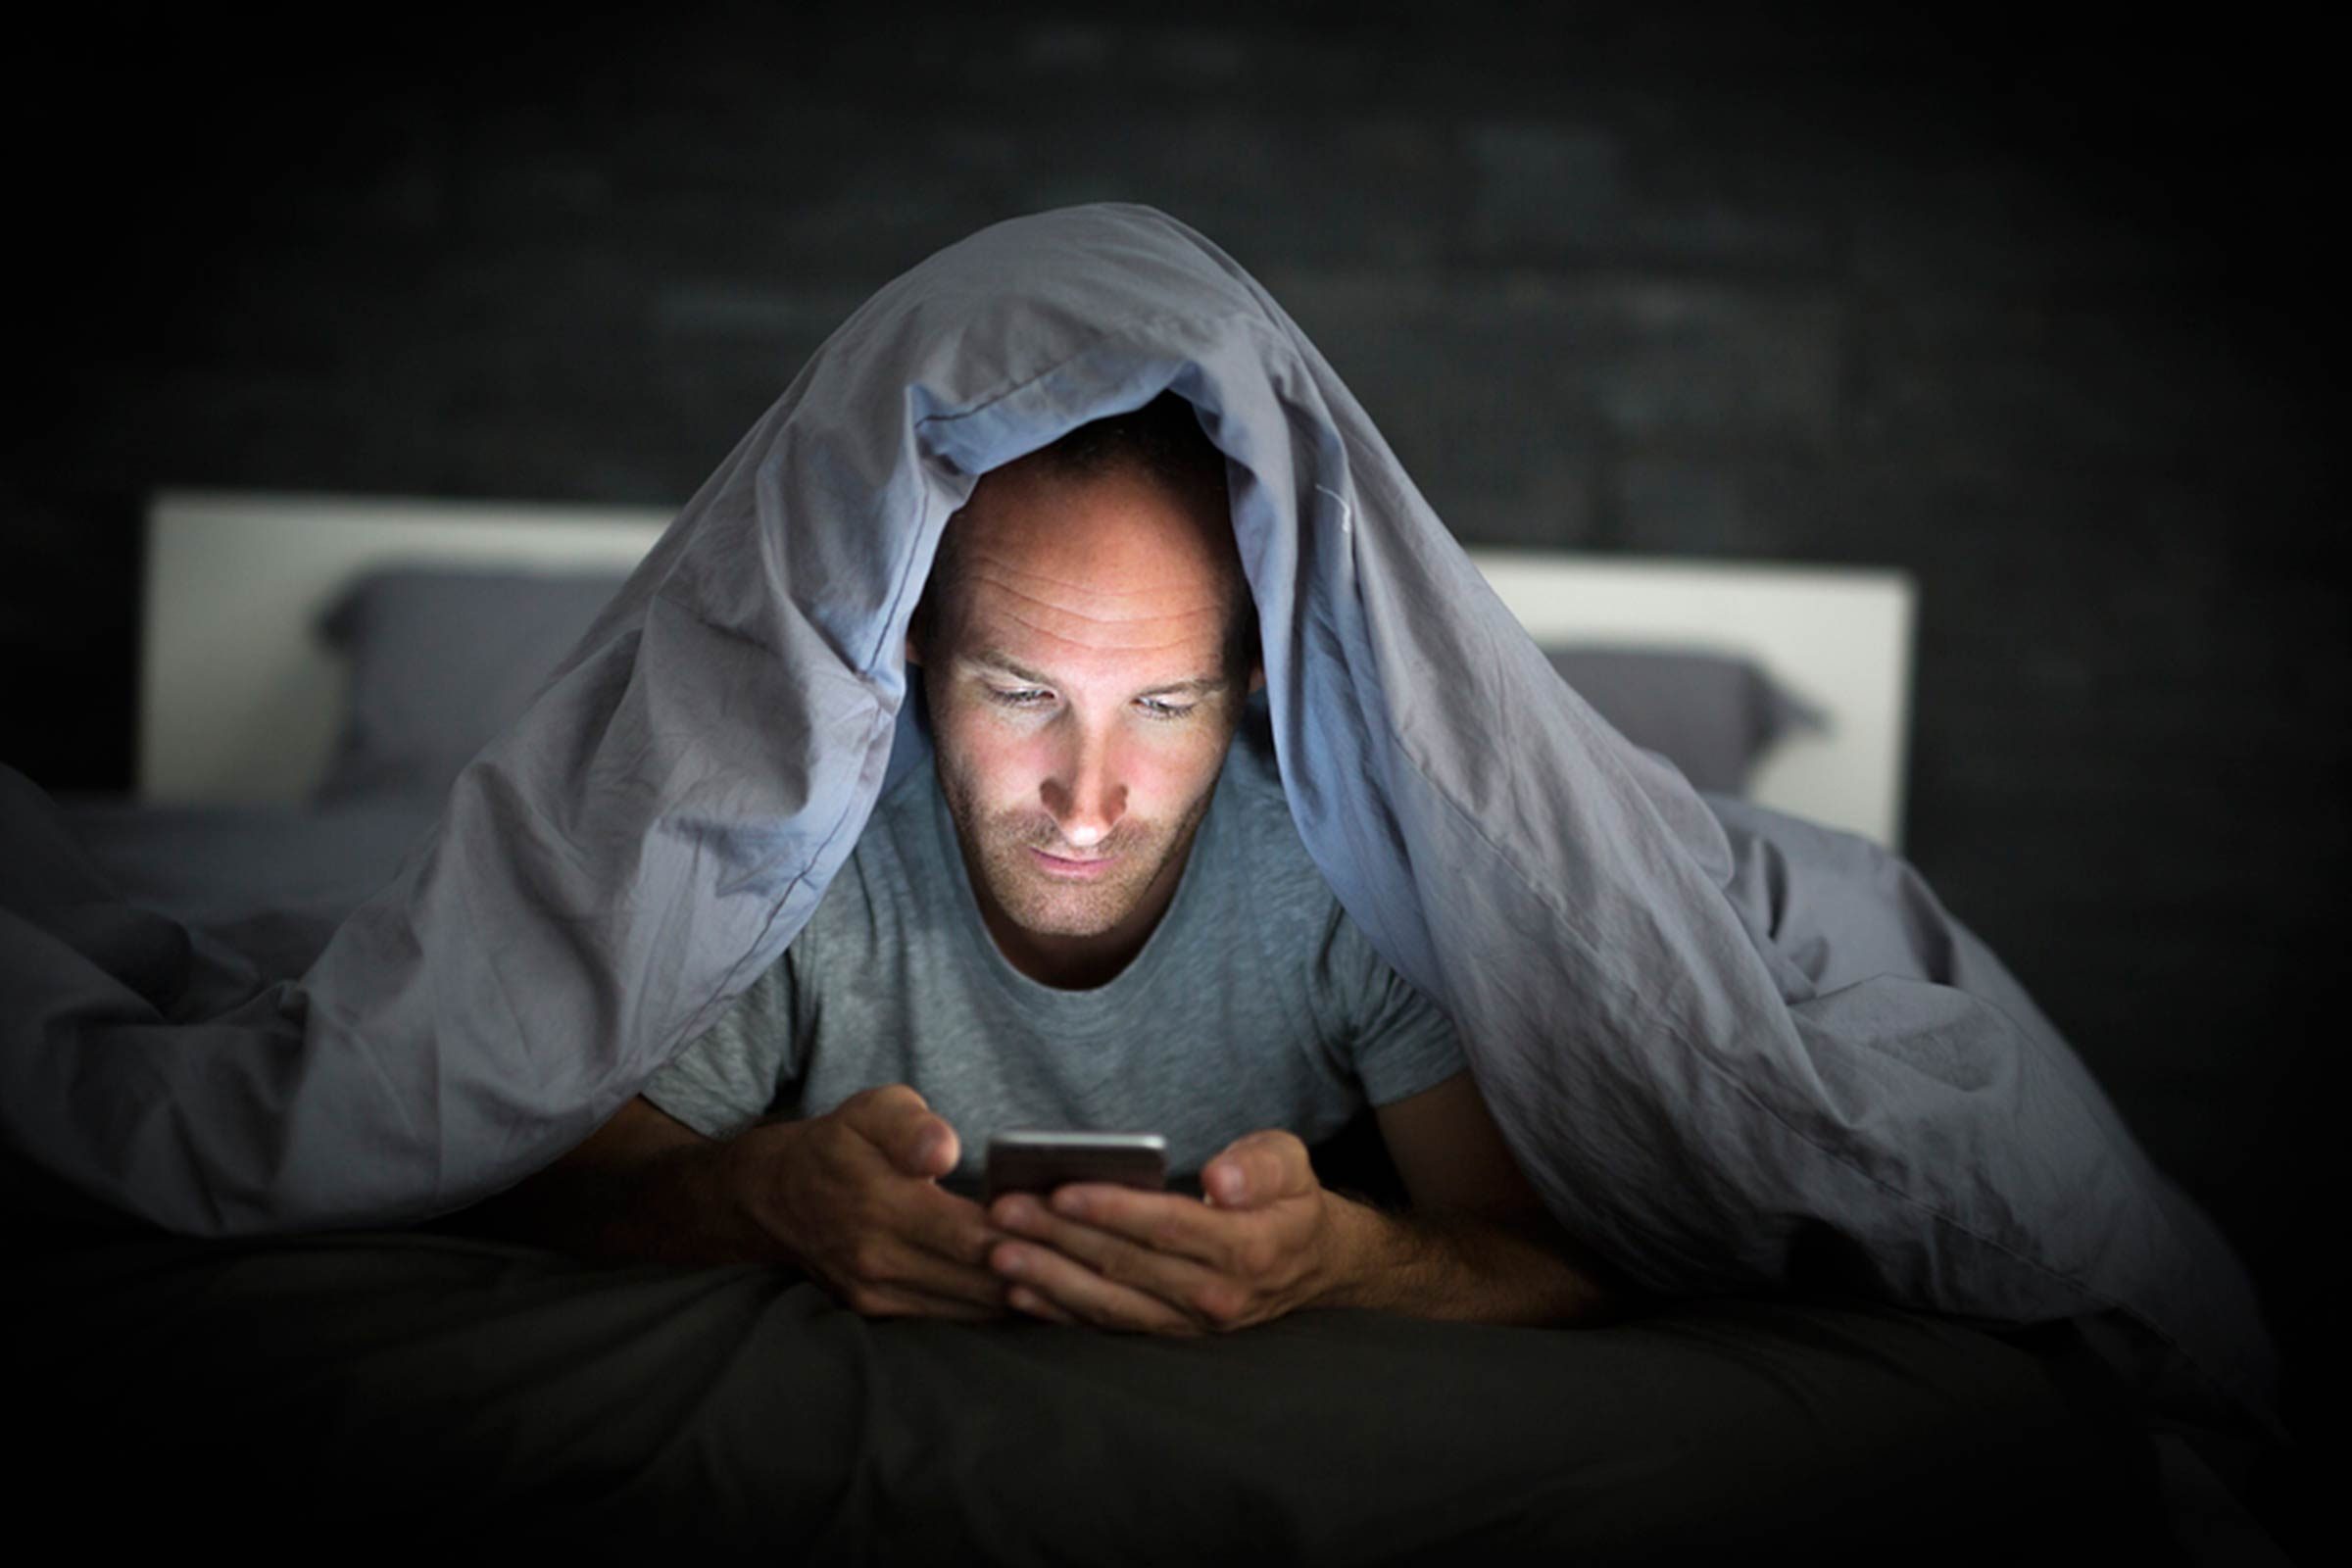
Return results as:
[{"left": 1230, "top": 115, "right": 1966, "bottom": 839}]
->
[
  {"left": 50, "top": 796, "right": 439, "bottom": 921},
  {"left": 15, "top": 1227, "right": 2165, "bottom": 1563},
  {"left": 0, "top": 203, "right": 2276, "bottom": 1451},
  {"left": 45, "top": 795, "right": 440, "bottom": 977}
]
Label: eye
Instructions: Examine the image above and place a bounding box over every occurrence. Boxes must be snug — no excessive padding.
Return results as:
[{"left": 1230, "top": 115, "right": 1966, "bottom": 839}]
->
[
  {"left": 1136, "top": 697, "right": 1196, "bottom": 721},
  {"left": 988, "top": 686, "right": 1054, "bottom": 709}
]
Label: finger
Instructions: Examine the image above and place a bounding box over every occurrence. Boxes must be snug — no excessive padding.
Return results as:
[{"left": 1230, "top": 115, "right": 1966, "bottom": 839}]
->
[
  {"left": 905, "top": 1184, "right": 1016, "bottom": 1272},
  {"left": 824, "top": 1186, "right": 1013, "bottom": 1309},
  {"left": 840, "top": 1277, "right": 1008, "bottom": 1322},
  {"left": 845, "top": 1230, "right": 1014, "bottom": 1310},
  {"left": 1004, "top": 1284, "right": 1082, "bottom": 1326},
  {"left": 898, "top": 1252, "right": 1019, "bottom": 1309},
  {"left": 1013, "top": 1186, "right": 1235, "bottom": 1270},
  {"left": 991, "top": 1199, "right": 1226, "bottom": 1309},
  {"left": 839, "top": 1085, "right": 960, "bottom": 1179},
  {"left": 1201, "top": 1130, "right": 1313, "bottom": 1209},
  {"left": 989, "top": 1238, "right": 1201, "bottom": 1335}
]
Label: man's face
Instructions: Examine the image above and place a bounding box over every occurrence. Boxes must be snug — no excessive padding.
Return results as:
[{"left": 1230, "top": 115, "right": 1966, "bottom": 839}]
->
[{"left": 912, "top": 458, "right": 1254, "bottom": 988}]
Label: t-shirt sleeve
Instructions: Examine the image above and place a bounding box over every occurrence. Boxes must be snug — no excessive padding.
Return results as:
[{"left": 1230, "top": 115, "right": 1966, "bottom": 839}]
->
[
  {"left": 1315, "top": 906, "right": 1466, "bottom": 1106},
  {"left": 640, "top": 955, "right": 801, "bottom": 1140}
]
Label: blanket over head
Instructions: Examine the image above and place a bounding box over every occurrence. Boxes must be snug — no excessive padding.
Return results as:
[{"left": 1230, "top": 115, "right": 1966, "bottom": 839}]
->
[{"left": 0, "top": 204, "right": 2275, "bottom": 1435}]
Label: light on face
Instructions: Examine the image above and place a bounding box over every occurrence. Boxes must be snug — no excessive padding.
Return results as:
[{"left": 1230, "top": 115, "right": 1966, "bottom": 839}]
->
[{"left": 1045, "top": 722, "right": 1129, "bottom": 847}]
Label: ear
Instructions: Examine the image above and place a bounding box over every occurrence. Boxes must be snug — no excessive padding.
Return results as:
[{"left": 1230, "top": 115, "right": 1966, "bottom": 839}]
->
[
  {"left": 905, "top": 632, "right": 922, "bottom": 669},
  {"left": 1248, "top": 663, "right": 1265, "bottom": 696}
]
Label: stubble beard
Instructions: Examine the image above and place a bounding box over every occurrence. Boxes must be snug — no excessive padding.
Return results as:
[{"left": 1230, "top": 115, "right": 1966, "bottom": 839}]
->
[{"left": 942, "top": 769, "right": 1217, "bottom": 941}]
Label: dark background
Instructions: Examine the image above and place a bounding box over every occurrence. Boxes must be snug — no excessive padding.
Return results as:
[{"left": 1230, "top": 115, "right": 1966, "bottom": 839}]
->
[{"left": 9, "top": 2, "right": 2337, "bottom": 1442}]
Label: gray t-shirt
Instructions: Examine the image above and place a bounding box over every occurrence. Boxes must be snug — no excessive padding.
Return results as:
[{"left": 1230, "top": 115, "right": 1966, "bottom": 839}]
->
[{"left": 642, "top": 721, "right": 1464, "bottom": 1183}]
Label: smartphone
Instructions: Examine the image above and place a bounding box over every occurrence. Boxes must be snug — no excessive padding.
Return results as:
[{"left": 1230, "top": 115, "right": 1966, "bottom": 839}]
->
[{"left": 984, "top": 1130, "right": 1168, "bottom": 1202}]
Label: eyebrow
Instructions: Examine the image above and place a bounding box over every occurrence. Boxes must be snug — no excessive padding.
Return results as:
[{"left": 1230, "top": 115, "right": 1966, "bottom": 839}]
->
[{"left": 963, "top": 648, "right": 1230, "bottom": 699}]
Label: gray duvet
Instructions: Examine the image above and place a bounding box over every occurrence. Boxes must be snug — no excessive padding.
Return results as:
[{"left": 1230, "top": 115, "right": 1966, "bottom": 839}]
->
[
  {"left": 0, "top": 204, "right": 2273, "bottom": 1444},
  {"left": 14, "top": 1228, "right": 2166, "bottom": 1562}
]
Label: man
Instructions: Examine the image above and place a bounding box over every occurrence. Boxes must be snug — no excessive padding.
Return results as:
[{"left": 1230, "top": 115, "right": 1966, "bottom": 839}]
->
[{"left": 480, "top": 394, "right": 1620, "bottom": 1335}]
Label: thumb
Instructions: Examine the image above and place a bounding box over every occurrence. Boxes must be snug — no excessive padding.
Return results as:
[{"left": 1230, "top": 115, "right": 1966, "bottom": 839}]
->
[
  {"left": 896, "top": 1113, "right": 959, "bottom": 1179},
  {"left": 1202, "top": 1130, "right": 1310, "bottom": 1208},
  {"left": 846, "top": 1085, "right": 961, "bottom": 1179}
]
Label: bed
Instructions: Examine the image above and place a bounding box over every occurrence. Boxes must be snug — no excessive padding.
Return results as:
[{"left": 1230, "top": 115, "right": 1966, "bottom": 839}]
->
[{"left": 14, "top": 484, "right": 2286, "bottom": 1562}]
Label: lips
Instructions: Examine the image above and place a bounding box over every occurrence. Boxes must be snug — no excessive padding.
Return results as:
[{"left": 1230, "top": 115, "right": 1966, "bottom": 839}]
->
[{"left": 1030, "top": 847, "right": 1116, "bottom": 877}]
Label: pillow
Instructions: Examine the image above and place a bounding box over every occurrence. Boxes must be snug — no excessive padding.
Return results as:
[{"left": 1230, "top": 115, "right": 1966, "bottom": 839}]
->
[
  {"left": 313, "top": 566, "right": 628, "bottom": 805},
  {"left": 1541, "top": 644, "right": 1827, "bottom": 795}
]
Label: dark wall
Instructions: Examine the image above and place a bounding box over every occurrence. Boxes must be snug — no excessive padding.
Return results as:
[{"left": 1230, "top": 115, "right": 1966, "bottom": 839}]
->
[{"left": 12, "top": 4, "right": 2337, "bottom": 1424}]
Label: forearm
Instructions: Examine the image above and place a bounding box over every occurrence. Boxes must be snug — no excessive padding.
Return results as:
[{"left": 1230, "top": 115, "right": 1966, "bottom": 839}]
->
[
  {"left": 1313, "top": 1194, "right": 1631, "bottom": 1327},
  {"left": 471, "top": 1145, "right": 779, "bottom": 1267},
  {"left": 445, "top": 1110, "right": 793, "bottom": 1269}
]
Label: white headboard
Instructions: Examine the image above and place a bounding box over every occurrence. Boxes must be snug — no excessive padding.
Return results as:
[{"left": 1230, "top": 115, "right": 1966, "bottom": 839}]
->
[
  {"left": 142, "top": 491, "right": 1914, "bottom": 849},
  {"left": 1472, "top": 550, "right": 1913, "bottom": 851},
  {"left": 142, "top": 492, "right": 672, "bottom": 809}
]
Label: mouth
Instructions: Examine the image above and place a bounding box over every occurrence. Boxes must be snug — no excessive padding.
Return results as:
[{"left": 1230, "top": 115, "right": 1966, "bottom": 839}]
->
[{"left": 1029, "top": 847, "right": 1117, "bottom": 878}]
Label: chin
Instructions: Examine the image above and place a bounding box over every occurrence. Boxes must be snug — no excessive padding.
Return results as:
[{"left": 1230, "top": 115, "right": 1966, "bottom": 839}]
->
[
  {"left": 976, "top": 845, "right": 1162, "bottom": 940},
  {"left": 997, "top": 882, "right": 1143, "bottom": 939}
]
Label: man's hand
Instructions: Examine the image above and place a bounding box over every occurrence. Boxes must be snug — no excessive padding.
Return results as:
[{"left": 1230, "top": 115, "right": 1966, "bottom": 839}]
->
[
  {"left": 983, "top": 1128, "right": 1355, "bottom": 1334},
  {"left": 745, "top": 1084, "right": 1013, "bottom": 1321}
]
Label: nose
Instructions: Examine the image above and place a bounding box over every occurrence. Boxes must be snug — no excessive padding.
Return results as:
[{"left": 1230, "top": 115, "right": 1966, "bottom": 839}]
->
[{"left": 1041, "top": 723, "right": 1128, "bottom": 848}]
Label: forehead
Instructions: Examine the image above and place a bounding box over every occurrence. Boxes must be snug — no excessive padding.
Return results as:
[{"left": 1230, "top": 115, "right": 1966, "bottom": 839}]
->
[{"left": 940, "top": 462, "right": 1236, "bottom": 673}]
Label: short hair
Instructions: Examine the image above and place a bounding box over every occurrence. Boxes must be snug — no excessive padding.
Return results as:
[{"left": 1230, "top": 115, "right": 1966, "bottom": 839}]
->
[
  {"left": 911, "top": 391, "right": 1258, "bottom": 680},
  {"left": 1025, "top": 388, "right": 1230, "bottom": 502}
]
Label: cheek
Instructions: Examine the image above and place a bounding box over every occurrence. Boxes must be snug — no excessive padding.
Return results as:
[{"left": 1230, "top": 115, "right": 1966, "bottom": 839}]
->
[
  {"left": 937, "top": 716, "right": 1032, "bottom": 808},
  {"left": 931, "top": 728, "right": 1006, "bottom": 804},
  {"left": 1114, "top": 726, "right": 1236, "bottom": 822},
  {"left": 1126, "top": 739, "right": 1219, "bottom": 808}
]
